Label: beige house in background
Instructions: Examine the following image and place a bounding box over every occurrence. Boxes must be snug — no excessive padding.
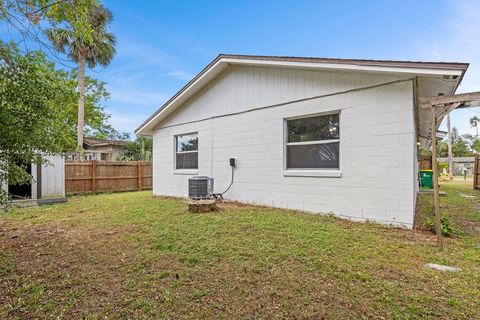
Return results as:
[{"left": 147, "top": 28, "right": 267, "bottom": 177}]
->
[{"left": 67, "top": 137, "right": 129, "bottom": 161}]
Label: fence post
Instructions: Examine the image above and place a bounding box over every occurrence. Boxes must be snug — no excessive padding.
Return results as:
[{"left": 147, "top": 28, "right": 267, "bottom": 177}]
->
[
  {"left": 92, "top": 160, "right": 97, "bottom": 194},
  {"left": 474, "top": 155, "right": 479, "bottom": 190},
  {"left": 137, "top": 160, "right": 142, "bottom": 191}
]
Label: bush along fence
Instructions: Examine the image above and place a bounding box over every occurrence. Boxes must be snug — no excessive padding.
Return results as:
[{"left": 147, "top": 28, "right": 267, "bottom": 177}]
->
[{"left": 65, "top": 161, "right": 152, "bottom": 194}]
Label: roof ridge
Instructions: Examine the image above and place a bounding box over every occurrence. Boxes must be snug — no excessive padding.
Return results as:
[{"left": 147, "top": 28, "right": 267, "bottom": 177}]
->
[{"left": 217, "top": 53, "right": 470, "bottom": 68}]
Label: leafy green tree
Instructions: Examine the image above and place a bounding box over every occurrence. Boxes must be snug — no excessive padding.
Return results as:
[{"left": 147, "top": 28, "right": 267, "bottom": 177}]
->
[
  {"left": 117, "top": 136, "right": 153, "bottom": 162},
  {"left": 59, "top": 70, "right": 127, "bottom": 141},
  {"left": 451, "top": 127, "right": 460, "bottom": 144},
  {"left": 0, "top": 1, "right": 67, "bottom": 23},
  {"left": 46, "top": 2, "right": 116, "bottom": 151},
  {"left": 421, "top": 129, "right": 478, "bottom": 159},
  {"left": 452, "top": 137, "right": 472, "bottom": 157},
  {"left": 0, "top": 42, "right": 75, "bottom": 202},
  {"left": 442, "top": 127, "right": 473, "bottom": 157},
  {"left": 0, "top": 41, "right": 119, "bottom": 202},
  {"left": 419, "top": 148, "right": 432, "bottom": 157},
  {"left": 436, "top": 139, "right": 448, "bottom": 157},
  {"left": 86, "top": 125, "right": 130, "bottom": 141},
  {"left": 462, "top": 133, "right": 475, "bottom": 145},
  {"left": 0, "top": 1, "right": 99, "bottom": 47},
  {"left": 471, "top": 139, "right": 480, "bottom": 153}
]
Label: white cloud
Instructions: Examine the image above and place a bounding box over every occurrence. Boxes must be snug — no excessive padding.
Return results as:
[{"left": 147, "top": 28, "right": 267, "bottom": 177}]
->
[
  {"left": 107, "top": 111, "right": 147, "bottom": 134},
  {"left": 166, "top": 70, "right": 194, "bottom": 81},
  {"left": 107, "top": 85, "right": 169, "bottom": 106},
  {"left": 100, "top": 66, "right": 147, "bottom": 84},
  {"left": 115, "top": 38, "right": 179, "bottom": 66}
]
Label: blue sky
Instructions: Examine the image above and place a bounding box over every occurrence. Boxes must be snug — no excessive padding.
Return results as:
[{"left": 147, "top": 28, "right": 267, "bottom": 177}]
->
[{"left": 3, "top": 0, "right": 480, "bottom": 136}]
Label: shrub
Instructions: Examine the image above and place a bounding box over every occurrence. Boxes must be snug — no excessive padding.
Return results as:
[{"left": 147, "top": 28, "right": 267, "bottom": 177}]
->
[
  {"left": 424, "top": 214, "right": 455, "bottom": 237},
  {"left": 437, "top": 162, "right": 448, "bottom": 174}
]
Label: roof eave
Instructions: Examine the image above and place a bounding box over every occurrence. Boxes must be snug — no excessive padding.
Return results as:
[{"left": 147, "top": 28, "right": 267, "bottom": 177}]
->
[
  {"left": 221, "top": 57, "right": 466, "bottom": 77},
  {"left": 135, "top": 55, "right": 469, "bottom": 136}
]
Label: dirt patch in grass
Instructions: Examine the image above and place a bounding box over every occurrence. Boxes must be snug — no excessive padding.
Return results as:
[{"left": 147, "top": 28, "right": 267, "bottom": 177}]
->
[
  {"left": 0, "top": 221, "right": 143, "bottom": 318},
  {"left": 1, "top": 187, "right": 479, "bottom": 319}
]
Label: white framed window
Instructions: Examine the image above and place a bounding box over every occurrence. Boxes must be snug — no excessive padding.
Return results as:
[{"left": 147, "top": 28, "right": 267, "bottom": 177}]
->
[
  {"left": 175, "top": 133, "right": 198, "bottom": 170},
  {"left": 285, "top": 113, "right": 340, "bottom": 172}
]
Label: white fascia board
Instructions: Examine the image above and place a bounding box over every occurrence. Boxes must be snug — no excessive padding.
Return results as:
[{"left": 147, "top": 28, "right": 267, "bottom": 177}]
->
[{"left": 221, "top": 58, "right": 464, "bottom": 77}]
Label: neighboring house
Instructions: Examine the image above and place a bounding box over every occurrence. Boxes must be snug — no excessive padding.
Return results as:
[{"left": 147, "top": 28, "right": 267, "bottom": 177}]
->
[
  {"left": 438, "top": 157, "right": 475, "bottom": 176},
  {"left": 135, "top": 54, "right": 469, "bottom": 228},
  {"left": 67, "top": 137, "right": 129, "bottom": 161},
  {"left": 1, "top": 155, "right": 65, "bottom": 201}
]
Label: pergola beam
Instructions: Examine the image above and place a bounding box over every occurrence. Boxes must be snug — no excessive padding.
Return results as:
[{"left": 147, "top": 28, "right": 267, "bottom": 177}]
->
[
  {"left": 435, "top": 102, "right": 461, "bottom": 124},
  {"left": 457, "top": 100, "right": 480, "bottom": 109},
  {"left": 420, "top": 91, "right": 480, "bottom": 107}
]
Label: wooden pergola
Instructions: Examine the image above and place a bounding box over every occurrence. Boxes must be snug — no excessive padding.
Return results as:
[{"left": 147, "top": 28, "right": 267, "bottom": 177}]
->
[{"left": 419, "top": 91, "right": 480, "bottom": 247}]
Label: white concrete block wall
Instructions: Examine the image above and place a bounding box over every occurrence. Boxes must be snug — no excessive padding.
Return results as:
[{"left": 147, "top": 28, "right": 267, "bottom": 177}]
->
[{"left": 152, "top": 66, "right": 416, "bottom": 227}]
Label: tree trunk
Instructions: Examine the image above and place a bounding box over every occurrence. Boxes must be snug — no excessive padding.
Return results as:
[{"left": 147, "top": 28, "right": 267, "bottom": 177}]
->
[
  {"left": 77, "top": 55, "right": 86, "bottom": 159},
  {"left": 447, "top": 114, "right": 453, "bottom": 180}
]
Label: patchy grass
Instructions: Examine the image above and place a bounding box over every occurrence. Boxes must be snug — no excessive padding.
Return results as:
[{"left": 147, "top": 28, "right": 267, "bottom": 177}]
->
[
  {"left": 415, "top": 180, "right": 480, "bottom": 235},
  {"left": 1, "top": 182, "right": 479, "bottom": 319}
]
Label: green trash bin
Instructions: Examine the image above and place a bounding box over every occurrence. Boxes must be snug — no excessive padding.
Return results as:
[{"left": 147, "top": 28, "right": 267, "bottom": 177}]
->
[{"left": 419, "top": 170, "right": 433, "bottom": 189}]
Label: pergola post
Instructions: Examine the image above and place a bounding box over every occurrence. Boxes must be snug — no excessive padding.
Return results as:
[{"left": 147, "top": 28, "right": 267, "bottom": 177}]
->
[
  {"left": 419, "top": 91, "right": 480, "bottom": 248},
  {"left": 431, "top": 105, "right": 443, "bottom": 248},
  {"left": 447, "top": 114, "right": 453, "bottom": 180}
]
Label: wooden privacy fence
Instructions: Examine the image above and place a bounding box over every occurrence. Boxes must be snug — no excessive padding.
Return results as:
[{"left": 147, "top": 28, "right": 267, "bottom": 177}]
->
[
  {"left": 65, "top": 161, "right": 152, "bottom": 194},
  {"left": 474, "top": 155, "right": 480, "bottom": 189},
  {"left": 418, "top": 156, "right": 432, "bottom": 170}
]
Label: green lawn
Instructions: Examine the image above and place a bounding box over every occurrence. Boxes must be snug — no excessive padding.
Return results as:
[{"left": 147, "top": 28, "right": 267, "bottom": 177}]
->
[{"left": 1, "top": 181, "right": 479, "bottom": 319}]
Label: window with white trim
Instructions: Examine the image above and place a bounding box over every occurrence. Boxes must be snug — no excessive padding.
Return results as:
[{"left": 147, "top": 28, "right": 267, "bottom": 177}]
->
[
  {"left": 286, "top": 113, "right": 340, "bottom": 169},
  {"left": 175, "top": 133, "right": 198, "bottom": 170}
]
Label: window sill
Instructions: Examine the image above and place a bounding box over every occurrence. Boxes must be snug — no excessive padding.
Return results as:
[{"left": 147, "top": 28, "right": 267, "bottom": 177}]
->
[
  {"left": 283, "top": 170, "right": 342, "bottom": 178},
  {"left": 174, "top": 169, "right": 198, "bottom": 175}
]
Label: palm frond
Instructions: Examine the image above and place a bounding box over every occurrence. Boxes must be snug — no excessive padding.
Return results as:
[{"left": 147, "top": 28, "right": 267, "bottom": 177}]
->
[
  {"left": 90, "top": 5, "right": 113, "bottom": 28},
  {"left": 44, "top": 28, "right": 70, "bottom": 53},
  {"left": 45, "top": 4, "right": 117, "bottom": 69}
]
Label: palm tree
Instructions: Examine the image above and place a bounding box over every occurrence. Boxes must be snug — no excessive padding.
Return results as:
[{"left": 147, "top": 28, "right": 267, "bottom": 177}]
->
[
  {"left": 46, "top": 4, "right": 116, "bottom": 153},
  {"left": 469, "top": 116, "right": 480, "bottom": 139}
]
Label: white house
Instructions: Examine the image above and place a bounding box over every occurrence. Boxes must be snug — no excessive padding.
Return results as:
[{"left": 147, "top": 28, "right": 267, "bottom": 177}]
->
[{"left": 136, "top": 54, "right": 469, "bottom": 228}]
